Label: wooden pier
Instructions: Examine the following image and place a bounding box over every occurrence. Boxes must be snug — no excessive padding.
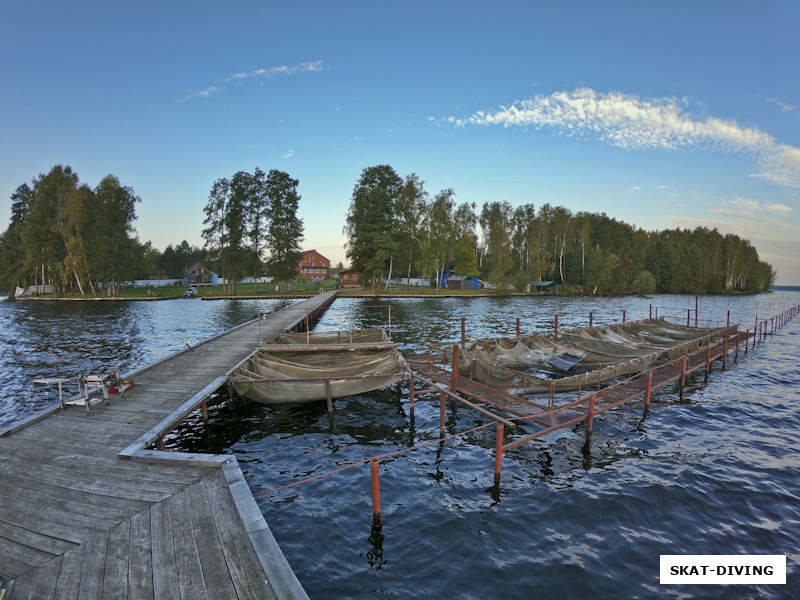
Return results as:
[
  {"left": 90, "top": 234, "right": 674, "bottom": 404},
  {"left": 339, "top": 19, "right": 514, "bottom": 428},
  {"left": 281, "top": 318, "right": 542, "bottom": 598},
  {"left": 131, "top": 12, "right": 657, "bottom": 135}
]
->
[{"left": 0, "top": 290, "right": 338, "bottom": 600}]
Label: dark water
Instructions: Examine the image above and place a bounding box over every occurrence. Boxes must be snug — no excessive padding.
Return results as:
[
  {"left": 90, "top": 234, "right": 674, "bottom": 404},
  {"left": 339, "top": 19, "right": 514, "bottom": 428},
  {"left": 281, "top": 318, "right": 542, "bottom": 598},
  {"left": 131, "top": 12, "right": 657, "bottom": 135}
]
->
[{"left": 1, "top": 293, "right": 798, "bottom": 598}]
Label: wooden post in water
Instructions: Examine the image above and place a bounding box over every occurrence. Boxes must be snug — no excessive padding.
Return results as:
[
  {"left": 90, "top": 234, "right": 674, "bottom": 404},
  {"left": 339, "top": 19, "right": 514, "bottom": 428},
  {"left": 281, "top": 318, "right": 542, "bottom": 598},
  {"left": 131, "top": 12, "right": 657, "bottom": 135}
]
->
[
  {"left": 722, "top": 338, "right": 728, "bottom": 370},
  {"left": 623, "top": 310, "right": 626, "bottom": 325},
  {"left": 555, "top": 315, "right": 559, "bottom": 337},
  {"left": 408, "top": 374, "right": 415, "bottom": 418},
  {"left": 705, "top": 345, "right": 712, "bottom": 381},
  {"left": 201, "top": 399, "right": 209, "bottom": 423},
  {"left": 589, "top": 312, "right": 593, "bottom": 328},
  {"left": 687, "top": 309, "right": 691, "bottom": 327},
  {"left": 649, "top": 304, "right": 652, "bottom": 319},
  {"left": 325, "top": 379, "right": 333, "bottom": 415},
  {"left": 516, "top": 317, "right": 521, "bottom": 339},
  {"left": 735, "top": 332, "right": 740, "bottom": 360},
  {"left": 494, "top": 424, "right": 504, "bottom": 484},
  {"left": 645, "top": 371, "right": 653, "bottom": 409},
  {"left": 727, "top": 310, "right": 730, "bottom": 327},
  {"left": 440, "top": 392, "right": 446, "bottom": 436},
  {"left": 680, "top": 356, "right": 687, "bottom": 398},
  {"left": 586, "top": 395, "right": 596, "bottom": 438},
  {"left": 695, "top": 293, "right": 699, "bottom": 328},
  {"left": 370, "top": 459, "right": 381, "bottom": 528},
  {"left": 451, "top": 344, "right": 459, "bottom": 394},
  {"left": 461, "top": 317, "right": 466, "bottom": 345}
]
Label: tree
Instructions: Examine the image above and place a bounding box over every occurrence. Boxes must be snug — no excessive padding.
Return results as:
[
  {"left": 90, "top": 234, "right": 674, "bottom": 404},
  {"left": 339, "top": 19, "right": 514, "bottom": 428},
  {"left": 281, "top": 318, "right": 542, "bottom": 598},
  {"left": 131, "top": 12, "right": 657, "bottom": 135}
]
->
[
  {"left": 246, "top": 168, "right": 269, "bottom": 293},
  {"left": 631, "top": 270, "right": 656, "bottom": 296},
  {"left": 264, "top": 169, "right": 304, "bottom": 291},
  {"left": 344, "top": 165, "right": 403, "bottom": 290},
  {"left": 395, "top": 174, "right": 428, "bottom": 288}
]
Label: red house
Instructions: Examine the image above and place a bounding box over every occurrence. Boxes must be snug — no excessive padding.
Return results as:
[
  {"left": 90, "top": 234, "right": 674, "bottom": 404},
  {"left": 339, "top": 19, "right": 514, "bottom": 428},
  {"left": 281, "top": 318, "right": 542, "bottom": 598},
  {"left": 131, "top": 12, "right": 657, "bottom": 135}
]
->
[
  {"left": 338, "top": 267, "right": 362, "bottom": 287},
  {"left": 298, "top": 250, "right": 331, "bottom": 281}
]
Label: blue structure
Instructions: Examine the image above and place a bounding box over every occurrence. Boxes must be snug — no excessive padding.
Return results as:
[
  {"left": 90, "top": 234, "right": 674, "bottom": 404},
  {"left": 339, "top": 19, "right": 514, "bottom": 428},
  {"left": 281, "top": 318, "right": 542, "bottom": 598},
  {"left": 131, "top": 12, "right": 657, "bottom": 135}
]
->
[
  {"left": 183, "top": 263, "right": 219, "bottom": 286},
  {"left": 440, "top": 270, "right": 479, "bottom": 290}
]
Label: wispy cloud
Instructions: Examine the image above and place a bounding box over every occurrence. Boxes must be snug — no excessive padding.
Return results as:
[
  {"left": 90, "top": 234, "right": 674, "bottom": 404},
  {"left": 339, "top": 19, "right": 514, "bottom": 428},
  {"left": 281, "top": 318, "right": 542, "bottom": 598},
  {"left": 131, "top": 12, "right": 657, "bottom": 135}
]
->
[
  {"left": 708, "top": 197, "right": 793, "bottom": 218},
  {"left": 442, "top": 88, "right": 800, "bottom": 188},
  {"left": 283, "top": 149, "right": 294, "bottom": 159},
  {"left": 184, "top": 60, "right": 322, "bottom": 100}
]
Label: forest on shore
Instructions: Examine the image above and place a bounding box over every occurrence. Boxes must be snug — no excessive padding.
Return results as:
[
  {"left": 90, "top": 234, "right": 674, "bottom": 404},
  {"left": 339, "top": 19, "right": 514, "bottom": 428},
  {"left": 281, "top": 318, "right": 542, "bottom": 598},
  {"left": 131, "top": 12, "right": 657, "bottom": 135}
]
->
[
  {"left": 0, "top": 164, "right": 776, "bottom": 297},
  {"left": 345, "top": 165, "right": 775, "bottom": 295}
]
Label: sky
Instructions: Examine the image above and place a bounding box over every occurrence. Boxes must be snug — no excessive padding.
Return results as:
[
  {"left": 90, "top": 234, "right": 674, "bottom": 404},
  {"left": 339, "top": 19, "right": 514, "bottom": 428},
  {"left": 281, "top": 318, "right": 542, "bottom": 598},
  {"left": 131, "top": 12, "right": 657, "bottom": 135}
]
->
[{"left": 1, "top": 1, "right": 799, "bottom": 283}]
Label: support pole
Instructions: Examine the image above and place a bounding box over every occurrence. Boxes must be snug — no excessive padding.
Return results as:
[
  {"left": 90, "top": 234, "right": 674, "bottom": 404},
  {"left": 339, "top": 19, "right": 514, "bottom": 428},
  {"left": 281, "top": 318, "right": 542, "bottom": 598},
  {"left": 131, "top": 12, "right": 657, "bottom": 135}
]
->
[
  {"left": 325, "top": 379, "right": 333, "bottom": 415},
  {"left": 440, "top": 392, "right": 446, "bottom": 436},
  {"left": 649, "top": 304, "right": 652, "bottom": 319},
  {"left": 589, "top": 312, "right": 593, "bottom": 328},
  {"left": 705, "top": 345, "right": 711, "bottom": 382},
  {"left": 680, "top": 356, "right": 687, "bottom": 398},
  {"left": 494, "top": 424, "right": 504, "bottom": 485},
  {"left": 554, "top": 315, "right": 559, "bottom": 337},
  {"left": 735, "top": 332, "right": 740, "bottom": 360},
  {"left": 451, "top": 344, "right": 459, "bottom": 393},
  {"left": 645, "top": 371, "right": 653, "bottom": 409},
  {"left": 687, "top": 309, "right": 691, "bottom": 327},
  {"left": 156, "top": 438, "right": 166, "bottom": 451},
  {"left": 695, "top": 293, "right": 699, "bottom": 328},
  {"left": 586, "top": 394, "right": 596, "bottom": 438},
  {"left": 201, "top": 399, "right": 208, "bottom": 423},
  {"left": 461, "top": 317, "right": 466, "bottom": 345},
  {"left": 370, "top": 459, "right": 381, "bottom": 528},
  {"left": 722, "top": 337, "right": 728, "bottom": 370},
  {"left": 623, "top": 310, "right": 626, "bottom": 325},
  {"left": 516, "top": 317, "right": 520, "bottom": 339}
]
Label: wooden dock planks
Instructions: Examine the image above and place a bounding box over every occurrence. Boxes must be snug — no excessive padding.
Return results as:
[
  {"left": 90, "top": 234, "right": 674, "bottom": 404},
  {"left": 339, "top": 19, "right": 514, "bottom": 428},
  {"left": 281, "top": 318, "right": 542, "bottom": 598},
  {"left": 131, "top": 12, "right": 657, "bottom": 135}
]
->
[{"left": 0, "top": 292, "right": 336, "bottom": 599}]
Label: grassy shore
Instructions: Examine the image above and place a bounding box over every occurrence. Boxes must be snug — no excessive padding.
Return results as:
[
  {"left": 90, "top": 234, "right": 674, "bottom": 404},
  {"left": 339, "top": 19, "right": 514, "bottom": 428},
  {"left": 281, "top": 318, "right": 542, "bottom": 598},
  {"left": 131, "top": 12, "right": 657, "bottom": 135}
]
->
[{"left": 12, "top": 280, "right": 562, "bottom": 300}]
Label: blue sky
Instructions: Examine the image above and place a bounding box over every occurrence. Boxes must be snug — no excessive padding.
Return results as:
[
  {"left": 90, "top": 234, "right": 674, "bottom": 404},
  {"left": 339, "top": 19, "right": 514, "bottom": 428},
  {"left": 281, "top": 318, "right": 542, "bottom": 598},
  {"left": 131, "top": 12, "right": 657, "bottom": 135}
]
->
[{"left": 2, "top": 1, "right": 799, "bottom": 283}]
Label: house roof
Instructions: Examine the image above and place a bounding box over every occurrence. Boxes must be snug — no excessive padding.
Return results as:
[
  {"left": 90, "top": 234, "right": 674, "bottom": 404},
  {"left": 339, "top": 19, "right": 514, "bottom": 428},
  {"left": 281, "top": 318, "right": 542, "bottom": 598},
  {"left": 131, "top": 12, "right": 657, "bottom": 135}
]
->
[
  {"left": 183, "top": 262, "right": 217, "bottom": 277},
  {"left": 531, "top": 280, "right": 555, "bottom": 287},
  {"left": 300, "top": 249, "right": 330, "bottom": 262}
]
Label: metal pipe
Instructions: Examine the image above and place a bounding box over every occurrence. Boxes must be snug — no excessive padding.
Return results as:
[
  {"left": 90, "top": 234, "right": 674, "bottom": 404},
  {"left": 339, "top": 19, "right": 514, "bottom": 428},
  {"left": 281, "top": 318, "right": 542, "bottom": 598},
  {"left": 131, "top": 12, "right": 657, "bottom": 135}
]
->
[
  {"left": 494, "top": 424, "right": 504, "bottom": 484},
  {"left": 370, "top": 459, "right": 381, "bottom": 528},
  {"left": 451, "top": 344, "right": 459, "bottom": 393}
]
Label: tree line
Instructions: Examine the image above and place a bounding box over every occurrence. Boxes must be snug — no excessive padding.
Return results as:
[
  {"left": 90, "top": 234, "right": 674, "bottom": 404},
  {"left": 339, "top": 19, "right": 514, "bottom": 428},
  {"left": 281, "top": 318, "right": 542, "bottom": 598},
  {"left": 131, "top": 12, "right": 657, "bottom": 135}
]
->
[
  {"left": 202, "top": 168, "right": 304, "bottom": 294},
  {"left": 345, "top": 164, "right": 776, "bottom": 294},
  {"left": 0, "top": 165, "right": 149, "bottom": 296}
]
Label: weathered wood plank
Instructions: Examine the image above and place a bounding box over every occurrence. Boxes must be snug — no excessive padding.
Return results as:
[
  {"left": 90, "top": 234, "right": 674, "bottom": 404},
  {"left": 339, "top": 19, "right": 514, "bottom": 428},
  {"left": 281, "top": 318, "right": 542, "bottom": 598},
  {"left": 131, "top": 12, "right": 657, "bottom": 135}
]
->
[
  {"left": 28, "top": 555, "right": 63, "bottom": 600},
  {"left": 77, "top": 530, "right": 109, "bottom": 600},
  {"left": 186, "top": 476, "right": 238, "bottom": 599},
  {"left": 4, "top": 566, "right": 36, "bottom": 600},
  {"left": 102, "top": 520, "right": 130, "bottom": 600},
  {"left": 127, "top": 509, "right": 153, "bottom": 600},
  {"left": 168, "top": 487, "right": 209, "bottom": 600},
  {"left": 150, "top": 501, "right": 179, "bottom": 600},
  {"left": 203, "top": 469, "right": 277, "bottom": 600},
  {"left": 52, "top": 543, "right": 86, "bottom": 600}
]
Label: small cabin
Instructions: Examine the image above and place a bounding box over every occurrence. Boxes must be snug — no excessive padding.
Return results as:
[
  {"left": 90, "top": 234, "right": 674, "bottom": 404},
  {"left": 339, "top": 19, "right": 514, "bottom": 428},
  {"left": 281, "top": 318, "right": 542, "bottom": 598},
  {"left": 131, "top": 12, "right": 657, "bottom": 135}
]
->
[
  {"left": 338, "top": 268, "right": 362, "bottom": 287},
  {"left": 446, "top": 275, "right": 479, "bottom": 290},
  {"left": 183, "top": 263, "right": 218, "bottom": 286}
]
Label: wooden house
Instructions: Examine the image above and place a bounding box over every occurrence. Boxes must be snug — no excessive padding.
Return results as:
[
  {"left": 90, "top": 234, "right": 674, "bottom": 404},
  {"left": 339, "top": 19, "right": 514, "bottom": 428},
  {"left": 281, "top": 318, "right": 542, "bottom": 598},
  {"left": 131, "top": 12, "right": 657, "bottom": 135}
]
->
[
  {"left": 297, "top": 250, "right": 331, "bottom": 281},
  {"left": 338, "top": 268, "right": 362, "bottom": 287},
  {"left": 182, "top": 263, "right": 218, "bottom": 286}
]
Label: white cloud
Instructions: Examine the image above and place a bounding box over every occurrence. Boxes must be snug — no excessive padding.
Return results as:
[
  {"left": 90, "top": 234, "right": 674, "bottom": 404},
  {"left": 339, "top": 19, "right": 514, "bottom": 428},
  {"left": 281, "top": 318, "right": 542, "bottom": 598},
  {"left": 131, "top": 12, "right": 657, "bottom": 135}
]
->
[
  {"left": 445, "top": 88, "right": 800, "bottom": 188},
  {"left": 283, "top": 149, "right": 294, "bottom": 159},
  {"left": 708, "top": 197, "right": 793, "bottom": 218},
  {"left": 184, "top": 61, "right": 322, "bottom": 100}
]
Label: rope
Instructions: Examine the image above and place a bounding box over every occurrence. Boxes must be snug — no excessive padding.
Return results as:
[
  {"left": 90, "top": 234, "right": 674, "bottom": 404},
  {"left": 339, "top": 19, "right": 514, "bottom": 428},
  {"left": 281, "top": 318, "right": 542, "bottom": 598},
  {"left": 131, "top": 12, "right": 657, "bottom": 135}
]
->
[{"left": 252, "top": 420, "right": 498, "bottom": 496}]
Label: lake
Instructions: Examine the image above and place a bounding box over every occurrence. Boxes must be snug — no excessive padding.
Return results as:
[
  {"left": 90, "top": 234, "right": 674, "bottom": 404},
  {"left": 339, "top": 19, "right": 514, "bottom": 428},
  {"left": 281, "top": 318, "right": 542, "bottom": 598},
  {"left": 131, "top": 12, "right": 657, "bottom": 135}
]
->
[{"left": 0, "top": 292, "right": 797, "bottom": 599}]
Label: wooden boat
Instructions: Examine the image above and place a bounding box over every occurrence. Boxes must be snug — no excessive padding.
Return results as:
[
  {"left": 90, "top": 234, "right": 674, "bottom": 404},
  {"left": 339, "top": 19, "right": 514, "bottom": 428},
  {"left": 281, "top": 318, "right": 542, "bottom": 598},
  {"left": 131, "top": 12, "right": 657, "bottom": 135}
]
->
[{"left": 229, "top": 329, "right": 407, "bottom": 404}]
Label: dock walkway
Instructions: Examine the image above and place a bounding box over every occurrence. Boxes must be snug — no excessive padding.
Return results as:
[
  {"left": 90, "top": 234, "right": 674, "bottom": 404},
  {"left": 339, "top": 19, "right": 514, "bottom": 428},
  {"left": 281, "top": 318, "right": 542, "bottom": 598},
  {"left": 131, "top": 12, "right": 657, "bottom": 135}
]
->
[{"left": 0, "top": 290, "right": 338, "bottom": 600}]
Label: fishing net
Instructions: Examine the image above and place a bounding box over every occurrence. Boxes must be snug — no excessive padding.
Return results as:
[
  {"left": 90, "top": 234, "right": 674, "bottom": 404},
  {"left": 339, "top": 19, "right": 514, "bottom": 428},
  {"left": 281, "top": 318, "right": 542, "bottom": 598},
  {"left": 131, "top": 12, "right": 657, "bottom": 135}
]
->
[{"left": 431, "top": 319, "right": 737, "bottom": 395}]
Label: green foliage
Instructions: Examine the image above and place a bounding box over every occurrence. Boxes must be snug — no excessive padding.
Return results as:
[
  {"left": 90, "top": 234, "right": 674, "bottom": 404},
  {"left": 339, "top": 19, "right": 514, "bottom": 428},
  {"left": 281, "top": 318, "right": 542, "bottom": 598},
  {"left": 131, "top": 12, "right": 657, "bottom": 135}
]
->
[
  {"left": 0, "top": 166, "right": 147, "bottom": 296},
  {"left": 631, "top": 270, "right": 657, "bottom": 296},
  {"left": 263, "top": 169, "right": 304, "bottom": 289}
]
